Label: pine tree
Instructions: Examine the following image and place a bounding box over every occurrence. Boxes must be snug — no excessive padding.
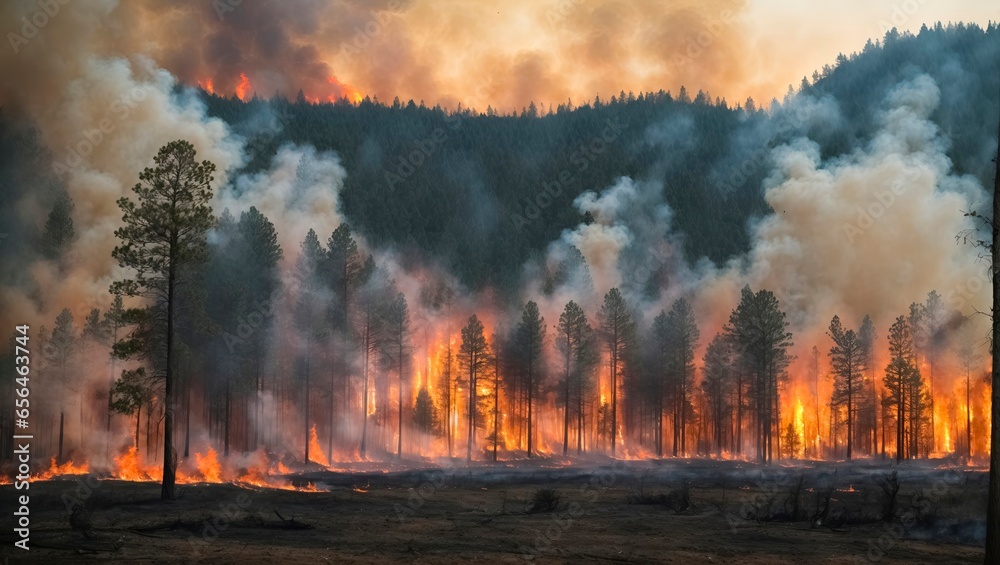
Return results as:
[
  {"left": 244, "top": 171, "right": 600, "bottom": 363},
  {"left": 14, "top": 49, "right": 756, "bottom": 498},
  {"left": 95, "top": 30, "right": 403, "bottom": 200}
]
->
[
  {"left": 701, "top": 333, "right": 733, "bottom": 456},
  {"left": 110, "top": 140, "right": 215, "bottom": 500},
  {"left": 557, "top": 301, "right": 595, "bottom": 455},
  {"left": 598, "top": 288, "right": 634, "bottom": 456},
  {"left": 326, "top": 223, "right": 362, "bottom": 455},
  {"left": 651, "top": 311, "right": 670, "bottom": 456},
  {"left": 355, "top": 255, "right": 389, "bottom": 458},
  {"left": 858, "top": 314, "right": 878, "bottom": 454},
  {"left": 44, "top": 308, "right": 75, "bottom": 463},
  {"left": 665, "top": 298, "right": 699, "bottom": 456},
  {"left": 41, "top": 192, "right": 75, "bottom": 260},
  {"left": 884, "top": 315, "right": 918, "bottom": 462},
  {"left": 102, "top": 293, "right": 128, "bottom": 459},
  {"left": 237, "top": 207, "right": 283, "bottom": 449},
  {"left": 384, "top": 292, "right": 410, "bottom": 458},
  {"left": 293, "top": 229, "right": 326, "bottom": 464},
  {"left": 413, "top": 387, "right": 437, "bottom": 434},
  {"left": 827, "top": 315, "right": 863, "bottom": 459},
  {"left": 515, "top": 301, "right": 545, "bottom": 457},
  {"left": 438, "top": 339, "right": 456, "bottom": 456},
  {"left": 460, "top": 314, "right": 489, "bottom": 461},
  {"left": 724, "top": 286, "right": 793, "bottom": 464}
]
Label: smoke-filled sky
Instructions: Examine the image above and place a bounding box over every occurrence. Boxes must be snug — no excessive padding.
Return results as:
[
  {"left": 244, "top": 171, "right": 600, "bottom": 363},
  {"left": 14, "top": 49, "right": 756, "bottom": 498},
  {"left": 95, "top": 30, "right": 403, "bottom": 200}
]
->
[{"left": 27, "top": 0, "right": 996, "bottom": 111}]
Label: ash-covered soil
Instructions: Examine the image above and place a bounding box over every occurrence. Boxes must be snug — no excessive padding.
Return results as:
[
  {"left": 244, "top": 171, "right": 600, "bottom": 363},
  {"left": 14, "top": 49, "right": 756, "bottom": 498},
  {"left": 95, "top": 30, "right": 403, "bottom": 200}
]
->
[{"left": 0, "top": 457, "right": 987, "bottom": 563}]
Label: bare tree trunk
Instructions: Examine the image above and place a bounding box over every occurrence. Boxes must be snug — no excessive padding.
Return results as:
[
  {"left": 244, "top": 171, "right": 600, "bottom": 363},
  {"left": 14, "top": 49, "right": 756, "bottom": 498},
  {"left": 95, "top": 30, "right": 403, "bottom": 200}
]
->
[
  {"left": 983, "top": 105, "right": 1000, "bottom": 564},
  {"left": 398, "top": 339, "right": 404, "bottom": 459},
  {"left": 968, "top": 368, "right": 973, "bottom": 457},
  {"left": 494, "top": 348, "right": 500, "bottom": 462},
  {"left": 304, "top": 352, "right": 311, "bottom": 465},
  {"left": 135, "top": 404, "right": 141, "bottom": 450},
  {"left": 184, "top": 384, "right": 191, "bottom": 458},
  {"left": 160, "top": 255, "right": 176, "bottom": 500},
  {"left": 563, "top": 335, "right": 570, "bottom": 457},
  {"left": 58, "top": 411, "right": 64, "bottom": 463}
]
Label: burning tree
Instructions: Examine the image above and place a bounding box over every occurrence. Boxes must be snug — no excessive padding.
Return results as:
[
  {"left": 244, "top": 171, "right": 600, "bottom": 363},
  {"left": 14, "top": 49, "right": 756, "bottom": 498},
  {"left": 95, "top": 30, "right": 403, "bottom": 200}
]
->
[
  {"left": 827, "top": 315, "right": 864, "bottom": 459},
  {"left": 514, "top": 301, "right": 546, "bottom": 457},
  {"left": 234, "top": 207, "right": 283, "bottom": 450},
  {"left": 325, "top": 224, "right": 363, "bottom": 456},
  {"left": 383, "top": 292, "right": 411, "bottom": 458},
  {"left": 293, "top": 229, "right": 326, "bottom": 464},
  {"left": 701, "top": 333, "right": 733, "bottom": 456},
  {"left": 598, "top": 288, "right": 634, "bottom": 456},
  {"left": 883, "top": 315, "right": 922, "bottom": 463},
  {"left": 355, "top": 255, "right": 391, "bottom": 458},
  {"left": 413, "top": 386, "right": 437, "bottom": 436},
  {"left": 724, "top": 286, "right": 793, "bottom": 464},
  {"left": 557, "top": 300, "right": 598, "bottom": 455},
  {"left": 663, "top": 298, "right": 699, "bottom": 457},
  {"left": 111, "top": 140, "right": 217, "bottom": 500},
  {"left": 460, "top": 314, "right": 489, "bottom": 461},
  {"left": 858, "top": 314, "right": 878, "bottom": 455}
]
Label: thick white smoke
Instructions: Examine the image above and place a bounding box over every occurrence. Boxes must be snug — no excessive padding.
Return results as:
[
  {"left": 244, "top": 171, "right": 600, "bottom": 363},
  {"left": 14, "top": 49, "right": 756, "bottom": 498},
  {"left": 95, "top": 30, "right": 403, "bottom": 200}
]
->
[{"left": 695, "top": 74, "right": 988, "bottom": 369}]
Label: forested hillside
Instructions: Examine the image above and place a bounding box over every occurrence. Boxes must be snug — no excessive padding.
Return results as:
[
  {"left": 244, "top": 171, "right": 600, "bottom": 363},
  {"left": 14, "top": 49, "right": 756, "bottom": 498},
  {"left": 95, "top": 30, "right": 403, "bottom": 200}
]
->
[
  {"left": 2, "top": 23, "right": 996, "bottom": 299},
  {"left": 194, "top": 23, "right": 997, "bottom": 296}
]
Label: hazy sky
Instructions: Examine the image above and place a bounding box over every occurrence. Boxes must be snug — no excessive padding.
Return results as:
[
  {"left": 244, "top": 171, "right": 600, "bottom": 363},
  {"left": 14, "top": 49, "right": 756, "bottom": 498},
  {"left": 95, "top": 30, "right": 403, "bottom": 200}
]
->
[
  {"left": 738, "top": 0, "right": 1000, "bottom": 101},
  {"left": 13, "top": 1, "right": 999, "bottom": 111}
]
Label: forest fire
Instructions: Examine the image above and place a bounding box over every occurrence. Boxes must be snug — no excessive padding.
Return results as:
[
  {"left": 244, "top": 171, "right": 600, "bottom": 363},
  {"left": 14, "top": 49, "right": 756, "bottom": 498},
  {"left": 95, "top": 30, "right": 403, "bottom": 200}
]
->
[
  {"left": 0, "top": 1, "right": 997, "bottom": 560},
  {"left": 197, "top": 71, "right": 364, "bottom": 104},
  {"left": 234, "top": 73, "right": 251, "bottom": 101}
]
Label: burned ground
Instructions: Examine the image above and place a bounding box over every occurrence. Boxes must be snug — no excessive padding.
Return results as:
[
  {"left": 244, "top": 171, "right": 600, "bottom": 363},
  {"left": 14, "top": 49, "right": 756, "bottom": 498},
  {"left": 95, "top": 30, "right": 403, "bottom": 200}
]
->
[{"left": 0, "top": 458, "right": 987, "bottom": 563}]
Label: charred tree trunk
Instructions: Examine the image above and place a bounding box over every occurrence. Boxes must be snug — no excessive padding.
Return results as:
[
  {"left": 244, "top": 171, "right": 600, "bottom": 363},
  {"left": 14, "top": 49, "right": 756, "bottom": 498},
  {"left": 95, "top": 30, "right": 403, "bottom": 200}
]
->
[
  {"left": 983, "top": 104, "right": 1000, "bottom": 564},
  {"left": 161, "top": 251, "right": 176, "bottom": 501},
  {"left": 494, "top": 347, "right": 500, "bottom": 462},
  {"left": 224, "top": 375, "right": 231, "bottom": 457},
  {"left": 563, "top": 335, "right": 570, "bottom": 457},
  {"left": 58, "top": 411, "right": 64, "bottom": 463},
  {"left": 398, "top": 338, "right": 404, "bottom": 459},
  {"left": 304, "top": 354, "right": 311, "bottom": 465},
  {"left": 183, "top": 384, "right": 191, "bottom": 459}
]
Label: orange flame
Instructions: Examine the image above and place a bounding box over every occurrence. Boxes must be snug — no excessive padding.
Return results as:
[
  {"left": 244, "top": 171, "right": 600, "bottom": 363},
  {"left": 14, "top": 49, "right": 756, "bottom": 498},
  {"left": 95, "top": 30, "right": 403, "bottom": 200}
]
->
[
  {"left": 198, "top": 78, "right": 215, "bottom": 94},
  {"left": 195, "top": 447, "right": 222, "bottom": 483},
  {"left": 308, "top": 424, "right": 328, "bottom": 466},
  {"left": 236, "top": 73, "right": 251, "bottom": 101},
  {"left": 35, "top": 458, "right": 90, "bottom": 480}
]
